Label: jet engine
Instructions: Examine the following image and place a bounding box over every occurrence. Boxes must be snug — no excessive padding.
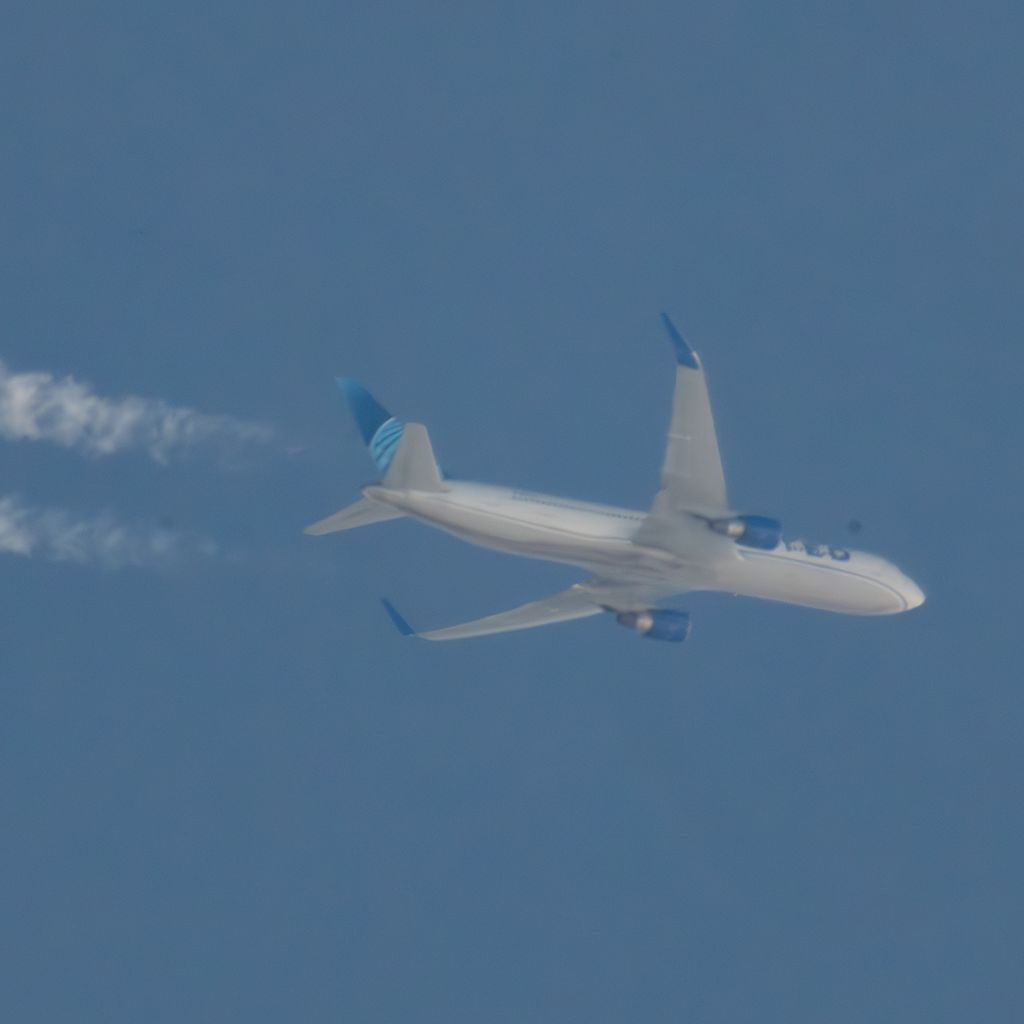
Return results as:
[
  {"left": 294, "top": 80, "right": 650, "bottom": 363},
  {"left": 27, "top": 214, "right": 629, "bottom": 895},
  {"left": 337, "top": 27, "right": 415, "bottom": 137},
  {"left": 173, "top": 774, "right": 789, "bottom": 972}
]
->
[
  {"left": 616, "top": 609, "right": 691, "bottom": 643},
  {"left": 708, "top": 514, "right": 782, "bottom": 550}
]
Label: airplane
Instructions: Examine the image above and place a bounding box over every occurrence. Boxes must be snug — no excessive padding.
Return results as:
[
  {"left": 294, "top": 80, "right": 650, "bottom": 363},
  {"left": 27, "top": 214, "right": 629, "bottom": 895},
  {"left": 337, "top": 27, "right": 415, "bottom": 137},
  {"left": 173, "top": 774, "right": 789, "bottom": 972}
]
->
[{"left": 305, "top": 315, "right": 924, "bottom": 642}]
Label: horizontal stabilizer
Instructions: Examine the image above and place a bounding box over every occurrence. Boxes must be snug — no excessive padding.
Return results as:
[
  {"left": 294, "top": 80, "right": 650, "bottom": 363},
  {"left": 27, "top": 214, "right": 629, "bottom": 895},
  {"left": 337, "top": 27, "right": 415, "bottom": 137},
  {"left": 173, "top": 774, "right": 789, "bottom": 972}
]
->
[
  {"left": 304, "top": 496, "right": 403, "bottom": 535},
  {"left": 382, "top": 423, "right": 445, "bottom": 492}
]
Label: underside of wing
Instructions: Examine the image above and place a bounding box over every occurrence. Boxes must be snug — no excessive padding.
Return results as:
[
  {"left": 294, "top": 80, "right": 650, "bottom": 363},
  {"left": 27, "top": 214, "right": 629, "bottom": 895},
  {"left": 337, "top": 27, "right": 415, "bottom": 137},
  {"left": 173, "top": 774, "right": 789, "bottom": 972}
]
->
[
  {"left": 651, "top": 314, "right": 729, "bottom": 518},
  {"left": 381, "top": 579, "right": 676, "bottom": 642}
]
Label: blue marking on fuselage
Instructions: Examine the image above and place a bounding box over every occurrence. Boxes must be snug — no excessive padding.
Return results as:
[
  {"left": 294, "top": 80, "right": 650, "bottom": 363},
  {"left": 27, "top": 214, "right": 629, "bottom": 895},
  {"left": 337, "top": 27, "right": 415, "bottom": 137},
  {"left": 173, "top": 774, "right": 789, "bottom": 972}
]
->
[{"left": 784, "top": 539, "right": 851, "bottom": 561}]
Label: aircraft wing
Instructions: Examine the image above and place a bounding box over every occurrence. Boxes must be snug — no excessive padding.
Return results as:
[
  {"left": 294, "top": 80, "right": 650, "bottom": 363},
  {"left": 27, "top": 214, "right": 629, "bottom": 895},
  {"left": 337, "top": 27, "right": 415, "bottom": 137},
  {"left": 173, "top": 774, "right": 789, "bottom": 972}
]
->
[
  {"left": 650, "top": 314, "right": 728, "bottom": 517},
  {"left": 381, "top": 579, "right": 674, "bottom": 641}
]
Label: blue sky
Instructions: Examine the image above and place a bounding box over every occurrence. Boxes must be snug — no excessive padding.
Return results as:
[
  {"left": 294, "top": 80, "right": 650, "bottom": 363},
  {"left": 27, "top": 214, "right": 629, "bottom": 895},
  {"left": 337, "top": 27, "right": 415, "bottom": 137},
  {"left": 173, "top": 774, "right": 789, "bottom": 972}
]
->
[{"left": 1, "top": 3, "right": 1020, "bottom": 1021}]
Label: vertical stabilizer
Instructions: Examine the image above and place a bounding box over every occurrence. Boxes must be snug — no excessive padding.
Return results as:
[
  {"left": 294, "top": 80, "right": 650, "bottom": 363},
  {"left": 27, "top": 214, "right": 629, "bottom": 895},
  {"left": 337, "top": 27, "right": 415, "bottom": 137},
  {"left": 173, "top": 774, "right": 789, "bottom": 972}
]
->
[
  {"left": 336, "top": 378, "right": 405, "bottom": 473},
  {"left": 382, "top": 424, "right": 445, "bottom": 492}
]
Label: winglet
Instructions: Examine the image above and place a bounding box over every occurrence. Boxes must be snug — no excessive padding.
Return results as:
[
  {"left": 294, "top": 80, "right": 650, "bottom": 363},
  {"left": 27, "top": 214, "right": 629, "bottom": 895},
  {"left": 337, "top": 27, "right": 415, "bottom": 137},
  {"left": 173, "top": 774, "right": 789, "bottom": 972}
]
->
[
  {"left": 660, "top": 313, "right": 700, "bottom": 369},
  {"left": 381, "top": 598, "right": 416, "bottom": 637}
]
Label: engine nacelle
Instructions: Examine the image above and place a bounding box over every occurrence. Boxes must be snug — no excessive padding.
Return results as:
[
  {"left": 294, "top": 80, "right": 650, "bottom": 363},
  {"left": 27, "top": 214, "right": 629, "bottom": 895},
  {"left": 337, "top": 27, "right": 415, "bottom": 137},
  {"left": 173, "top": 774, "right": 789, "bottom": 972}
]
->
[
  {"left": 709, "top": 513, "right": 782, "bottom": 550},
  {"left": 616, "top": 609, "right": 691, "bottom": 643}
]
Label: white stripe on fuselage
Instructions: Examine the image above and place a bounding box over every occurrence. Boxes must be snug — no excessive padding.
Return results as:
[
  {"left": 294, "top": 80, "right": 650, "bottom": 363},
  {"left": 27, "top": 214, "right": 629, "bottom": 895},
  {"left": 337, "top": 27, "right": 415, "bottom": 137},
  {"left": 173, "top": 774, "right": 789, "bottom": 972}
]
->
[{"left": 364, "top": 481, "right": 918, "bottom": 615}]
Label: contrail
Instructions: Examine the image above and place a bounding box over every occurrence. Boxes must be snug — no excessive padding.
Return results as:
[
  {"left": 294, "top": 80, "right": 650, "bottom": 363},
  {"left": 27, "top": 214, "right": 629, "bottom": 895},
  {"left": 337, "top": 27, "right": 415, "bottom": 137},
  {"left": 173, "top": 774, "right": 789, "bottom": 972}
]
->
[
  {"left": 0, "top": 358, "right": 275, "bottom": 463},
  {"left": 0, "top": 494, "right": 218, "bottom": 569}
]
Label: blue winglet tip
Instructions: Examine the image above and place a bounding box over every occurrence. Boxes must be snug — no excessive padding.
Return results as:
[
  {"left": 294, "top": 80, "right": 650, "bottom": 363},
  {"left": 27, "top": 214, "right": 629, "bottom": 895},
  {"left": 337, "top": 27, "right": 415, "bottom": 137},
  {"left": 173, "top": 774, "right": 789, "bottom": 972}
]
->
[
  {"left": 660, "top": 313, "right": 700, "bottom": 369},
  {"left": 381, "top": 598, "right": 416, "bottom": 637}
]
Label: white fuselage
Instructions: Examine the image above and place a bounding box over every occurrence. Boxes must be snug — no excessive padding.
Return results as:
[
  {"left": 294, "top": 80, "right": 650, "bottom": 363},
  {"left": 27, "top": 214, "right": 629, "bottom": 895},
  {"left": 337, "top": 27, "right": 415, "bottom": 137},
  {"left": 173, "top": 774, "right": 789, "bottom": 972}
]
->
[{"left": 365, "top": 481, "right": 925, "bottom": 616}]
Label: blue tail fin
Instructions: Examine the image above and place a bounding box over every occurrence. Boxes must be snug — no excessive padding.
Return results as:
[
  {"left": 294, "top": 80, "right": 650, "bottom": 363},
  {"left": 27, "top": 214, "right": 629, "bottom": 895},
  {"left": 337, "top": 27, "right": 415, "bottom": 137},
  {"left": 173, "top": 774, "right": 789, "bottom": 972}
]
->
[{"left": 336, "top": 378, "right": 404, "bottom": 473}]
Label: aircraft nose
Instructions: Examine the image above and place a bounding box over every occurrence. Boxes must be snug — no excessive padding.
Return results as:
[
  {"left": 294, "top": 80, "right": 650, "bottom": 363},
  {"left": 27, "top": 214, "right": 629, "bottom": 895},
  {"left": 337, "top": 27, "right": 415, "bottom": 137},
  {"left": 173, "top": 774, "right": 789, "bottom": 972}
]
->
[{"left": 901, "top": 576, "right": 926, "bottom": 610}]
